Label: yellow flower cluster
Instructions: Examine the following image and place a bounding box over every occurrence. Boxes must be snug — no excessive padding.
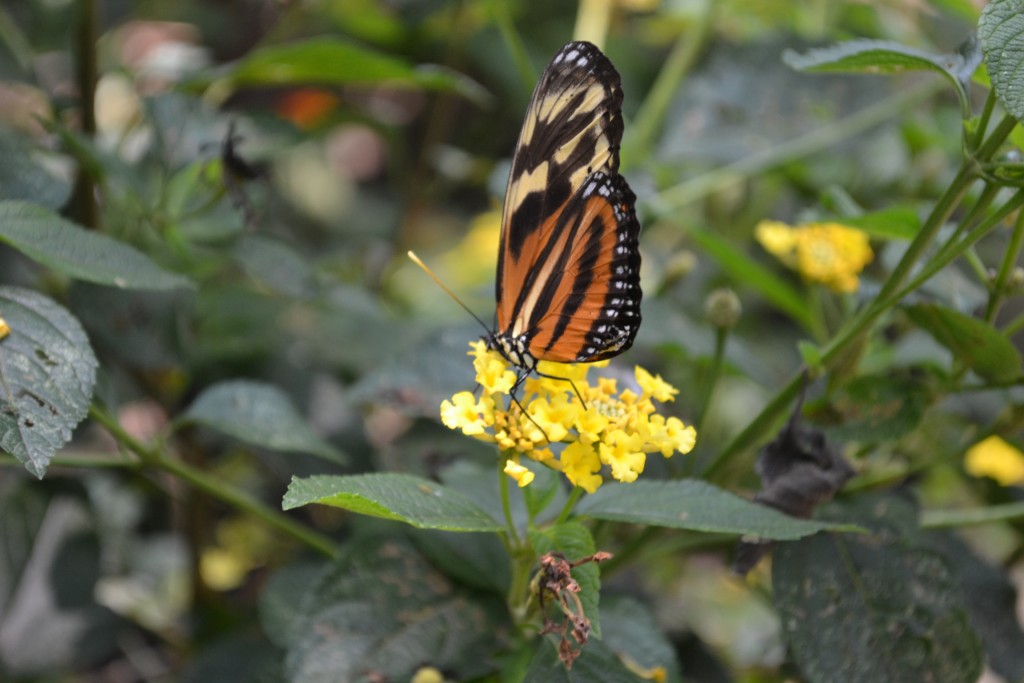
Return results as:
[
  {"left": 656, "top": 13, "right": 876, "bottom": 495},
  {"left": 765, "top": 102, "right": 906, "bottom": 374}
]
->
[
  {"left": 441, "top": 341, "right": 697, "bottom": 493},
  {"left": 755, "top": 220, "right": 873, "bottom": 293}
]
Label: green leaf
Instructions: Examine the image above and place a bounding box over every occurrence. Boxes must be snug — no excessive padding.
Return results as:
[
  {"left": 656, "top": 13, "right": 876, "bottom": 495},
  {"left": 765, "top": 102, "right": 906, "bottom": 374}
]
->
[
  {"left": 797, "top": 340, "right": 825, "bottom": 372},
  {"left": 980, "top": 0, "right": 1024, "bottom": 124},
  {"left": 283, "top": 473, "right": 503, "bottom": 532},
  {"left": 836, "top": 206, "right": 921, "bottom": 240},
  {"left": 234, "top": 235, "right": 316, "bottom": 299},
  {"left": 412, "top": 530, "right": 511, "bottom": 593},
  {"left": 0, "top": 201, "right": 193, "bottom": 291},
  {"left": 600, "top": 596, "right": 683, "bottom": 683},
  {"left": 774, "top": 494, "right": 982, "bottom": 683},
  {"left": 0, "top": 127, "right": 71, "bottom": 209},
  {"left": 688, "top": 226, "right": 815, "bottom": 332},
  {"left": 783, "top": 38, "right": 980, "bottom": 117},
  {"left": 576, "top": 480, "right": 858, "bottom": 539},
  {"left": 0, "top": 287, "right": 98, "bottom": 478},
  {"left": 283, "top": 536, "right": 502, "bottom": 682},
  {"left": 179, "top": 380, "right": 346, "bottom": 464},
  {"left": 530, "top": 522, "right": 602, "bottom": 639},
  {"left": 905, "top": 303, "right": 1021, "bottom": 382},
  {"left": 521, "top": 637, "right": 639, "bottom": 682},
  {"left": 220, "top": 37, "right": 489, "bottom": 106},
  {"left": 925, "top": 531, "right": 1024, "bottom": 683}
]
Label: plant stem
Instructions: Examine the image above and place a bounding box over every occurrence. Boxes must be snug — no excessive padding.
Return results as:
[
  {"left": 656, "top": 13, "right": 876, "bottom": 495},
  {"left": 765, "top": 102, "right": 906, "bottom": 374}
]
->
[
  {"left": 696, "top": 326, "right": 727, "bottom": 435},
  {"left": 89, "top": 406, "right": 339, "bottom": 557},
  {"left": 573, "top": 0, "right": 613, "bottom": 48},
  {"left": 984, "top": 202, "right": 1024, "bottom": 323},
  {"left": 971, "top": 89, "right": 997, "bottom": 151},
  {"left": 499, "top": 456, "right": 522, "bottom": 545},
  {"left": 70, "top": 0, "right": 99, "bottom": 229},
  {"left": 922, "top": 501, "right": 1024, "bottom": 529},
  {"left": 554, "top": 486, "right": 583, "bottom": 525},
  {"left": 655, "top": 79, "right": 943, "bottom": 212},
  {"left": 622, "top": 2, "right": 713, "bottom": 171},
  {"left": 491, "top": 0, "right": 535, "bottom": 92}
]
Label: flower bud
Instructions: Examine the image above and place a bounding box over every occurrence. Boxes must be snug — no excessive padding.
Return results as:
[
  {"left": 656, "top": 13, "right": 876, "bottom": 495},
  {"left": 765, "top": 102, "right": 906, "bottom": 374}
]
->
[{"left": 705, "top": 288, "right": 741, "bottom": 329}]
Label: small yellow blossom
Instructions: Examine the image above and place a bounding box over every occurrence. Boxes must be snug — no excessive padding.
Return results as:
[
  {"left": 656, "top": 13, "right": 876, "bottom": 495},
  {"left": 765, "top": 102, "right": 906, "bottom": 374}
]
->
[
  {"left": 965, "top": 435, "right": 1024, "bottom": 486},
  {"left": 0, "top": 317, "right": 9, "bottom": 340},
  {"left": 755, "top": 220, "right": 873, "bottom": 293},
  {"left": 440, "top": 342, "right": 697, "bottom": 492},
  {"left": 504, "top": 458, "right": 536, "bottom": 487}
]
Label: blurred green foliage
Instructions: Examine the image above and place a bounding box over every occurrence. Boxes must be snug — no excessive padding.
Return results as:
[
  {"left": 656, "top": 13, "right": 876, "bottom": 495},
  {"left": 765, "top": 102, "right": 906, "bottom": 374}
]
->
[{"left": 2, "top": 0, "right": 1024, "bottom": 682}]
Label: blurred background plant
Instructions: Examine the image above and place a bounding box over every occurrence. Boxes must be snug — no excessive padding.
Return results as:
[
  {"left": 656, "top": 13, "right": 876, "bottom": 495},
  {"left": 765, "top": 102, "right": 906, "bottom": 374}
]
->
[{"left": 2, "top": 0, "right": 1024, "bottom": 681}]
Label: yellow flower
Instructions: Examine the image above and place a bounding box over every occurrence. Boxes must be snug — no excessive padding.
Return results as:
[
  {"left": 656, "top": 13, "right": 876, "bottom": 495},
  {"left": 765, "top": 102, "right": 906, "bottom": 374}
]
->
[
  {"left": 965, "top": 435, "right": 1024, "bottom": 486},
  {"left": 504, "top": 458, "right": 536, "bottom": 487},
  {"left": 755, "top": 220, "right": 873, "bottom": 293},
  {"left": 440, "top": 391, "right": 493, "bottom": 437},
  {"left": 440, "top": 342, "right": 697, "bottom": 492}
]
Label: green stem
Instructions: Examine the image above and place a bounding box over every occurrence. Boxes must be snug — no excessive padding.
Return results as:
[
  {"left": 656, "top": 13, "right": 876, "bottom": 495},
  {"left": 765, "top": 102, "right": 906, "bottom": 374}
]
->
[
  {"left": 696, "top": 326, "right": 727, "bottom": 435},
  {"left": 922, "top": 501, "right": 1024, "bottom": 529},
  {"left": 90, "top": 406, "right": 339, "bottom": 557},
  {"left": 655, "top": 79, "right": 943, "bottom": 212},
  {"left": 971, "top": 89, "right": 997, "bottom": 151},
  {"left": 491, "top": 0, "right": 535, "bottom": 93},
  {"left": 702, "top": 153, "right": 985, "bottom": 479},
  {"left": 984, "top": 203, "right": 1024, "bottom": 323},
  {"left": 554, "top": 486, "right": 583, "bottom": 525},
  {"left": 499, "top": 456, "right": 521, "bottom": 545},
  {"left": 622, "top": 1, "right": 713, "bottom": 171},
  {"left": 0, "top": 454, "right": 135, "bottom": 469}
]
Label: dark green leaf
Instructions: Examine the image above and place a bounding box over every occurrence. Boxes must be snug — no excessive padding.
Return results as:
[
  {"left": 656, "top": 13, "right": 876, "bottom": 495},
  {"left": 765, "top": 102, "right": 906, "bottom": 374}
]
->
[
  {"left": 0, "top": 287, "right": 97, "bottom": 478},
  {"left": 221, "top": 37, "right": 489, "bottom": 105},
  {"left": 234, "top": 235, "right": 316, "bottom": 299},
  {"left": 259, "top": 563, "right": 328, "bottom": 648},
  {"left": 783, "top": 38, "right": 979, "bottom": 117},
  {"left": 905, "top": 303, "right": 1021, "bottom": 382},
  {"left": 925, "top": 531, "right": 1024, "bottom": 683},
  {"left": 0, "top": 201, "right": 193, "bottom": 291},
  {"left": 521, "top": 637, "right": 639, "bottom": 682},
  {"left": 980, "top": 0, "right": 1024, "bottom": 124},
  {"left": 283, "top": 473, "right": 503, "bottom": 532},
  {"left": 817, "top": 370, "right": 936, "bottom": 442},
  {"left": 530, "top": 522, "right": 602, "bottom": 638},
  {"left": 284, "top": 536, "right": 502, "bottom": 682},
  {"left": 179, "top": 380, "right": 346, "bottom": 464},
  {"left": 412, "top": 529, "right": 511, "bottom": 593},
  {"left": 0, "top": 127, "right": 71, "bottom": 209},
  {"left": 774, "top": 494, "right": 982, "bottom": 683},
  {"left": 600, "top": 596, "right": 683, "bottom": 683},
  {"left": 689, "top": 226, "right": 815, "bottom": 332},
  {"left": 576, "top": 480, "right": 858, "bottom": 539}
]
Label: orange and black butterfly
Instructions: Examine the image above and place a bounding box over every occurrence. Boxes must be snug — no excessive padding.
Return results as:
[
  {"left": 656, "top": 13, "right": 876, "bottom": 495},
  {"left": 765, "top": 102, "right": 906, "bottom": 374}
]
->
[{"left": 489, "top": 41, "right": 642, "bottom": 383}]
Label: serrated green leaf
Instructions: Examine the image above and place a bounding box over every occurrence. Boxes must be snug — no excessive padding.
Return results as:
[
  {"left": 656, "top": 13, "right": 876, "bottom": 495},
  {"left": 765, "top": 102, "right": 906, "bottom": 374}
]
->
[
  {"left": 0, "top": 286, "right": 96, "bottom": 479},
  {"left": 530, "top": 522, "right": 602, "bottom": 639},
  {"left": 688, "top": 226, "right": 815, "bottom": 332},
  {"left": 179, "top": 380, "right": 345, "bottom": 464},
  {"left": 283, "top": 473, "right": 503, "bottom": 532},
  {"left": 576, "top": 480, "right": 858, "bottom": 539},
  {"left": 905, "top": 303, "right": 1021, "bottom": 382},
  {"left": 0, "top": 287, "right": 98, "bottom": 478},
  {"left": 783, "top": 38, "right": 980, "bottom": 117},
  {"left": 774, "top": 494, "right": 982, "bottom": 683},
  {"left": 600, "top": 596, "right": 684, "bottom": 683},
  {"left": 0, "top": 201, "right": 193, "bottom": 291},
  {"left": 219, "top": 37, "right": 489, "bottom": 106},
  {"left": 980, "top": 0, "right": 1024, "bottom": 125},
  {"left": 284, "top": 536, "right": 502, "bottom": 682}
]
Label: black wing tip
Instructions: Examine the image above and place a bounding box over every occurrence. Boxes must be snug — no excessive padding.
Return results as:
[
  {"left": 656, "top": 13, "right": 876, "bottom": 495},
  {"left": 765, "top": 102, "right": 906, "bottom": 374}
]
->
[{"left": 550, "top": 41, "right": 619, "bottom": 79}]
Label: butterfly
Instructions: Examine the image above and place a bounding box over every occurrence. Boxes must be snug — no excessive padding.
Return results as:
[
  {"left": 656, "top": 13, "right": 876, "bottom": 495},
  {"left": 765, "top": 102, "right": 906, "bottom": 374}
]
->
[{"left": 488, "top": 41, "right": 642, "bottom": 385}]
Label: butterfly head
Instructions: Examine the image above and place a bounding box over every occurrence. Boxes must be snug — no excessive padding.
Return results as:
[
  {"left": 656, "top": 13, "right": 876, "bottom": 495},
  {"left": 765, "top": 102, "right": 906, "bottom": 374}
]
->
[{"left": 486, "top": 330, "right": 537, "bottom": 373}]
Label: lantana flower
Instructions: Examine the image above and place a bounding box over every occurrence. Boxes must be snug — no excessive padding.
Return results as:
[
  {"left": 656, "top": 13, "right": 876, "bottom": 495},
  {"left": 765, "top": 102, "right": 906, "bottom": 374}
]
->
[
  {"left": 440, "top": 341, "right": 697, "bottom": 492},
  {"left": 755, "top": 220, "right": 873, "bottom": 293},
  {"left": 964, "top": 435, "right": 1024, "bottom": 486}
]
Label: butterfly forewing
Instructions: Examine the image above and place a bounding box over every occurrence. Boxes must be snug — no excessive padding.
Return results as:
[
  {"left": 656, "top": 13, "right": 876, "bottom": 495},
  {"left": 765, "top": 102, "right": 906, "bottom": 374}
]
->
[
  {"left": 493, "top": 40, "right": 641, "bottom": 369},
  {"left": 497, "top": 41, "right": 625, "bottom": 333}
]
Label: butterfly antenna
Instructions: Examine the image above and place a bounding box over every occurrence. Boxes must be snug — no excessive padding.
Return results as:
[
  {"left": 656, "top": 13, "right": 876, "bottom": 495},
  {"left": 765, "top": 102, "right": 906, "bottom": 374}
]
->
[{"left": 408, "top": 251, "right": 492, "bottom": 334}]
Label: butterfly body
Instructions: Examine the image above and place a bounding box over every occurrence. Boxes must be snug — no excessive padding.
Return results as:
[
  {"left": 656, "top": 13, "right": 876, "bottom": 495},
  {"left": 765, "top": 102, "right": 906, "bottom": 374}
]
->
[{"left": 489, "top": 41, "right": 642, "bottom": 375}]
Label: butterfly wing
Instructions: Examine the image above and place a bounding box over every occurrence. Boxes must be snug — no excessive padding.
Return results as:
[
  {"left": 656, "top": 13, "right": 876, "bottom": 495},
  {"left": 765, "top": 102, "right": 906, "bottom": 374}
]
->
[
  {"left": 520, "top": 172, "right": 642, "bottom": 362},
  {"left": 496, "top": 41, "right": 626, "bottom": 340}
]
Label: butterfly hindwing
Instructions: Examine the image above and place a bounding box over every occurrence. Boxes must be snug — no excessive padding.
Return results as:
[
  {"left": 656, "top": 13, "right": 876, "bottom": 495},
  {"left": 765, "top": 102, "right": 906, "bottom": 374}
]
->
[{"left": 524, "top": 172, "right": 641, "bottom": 362}]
